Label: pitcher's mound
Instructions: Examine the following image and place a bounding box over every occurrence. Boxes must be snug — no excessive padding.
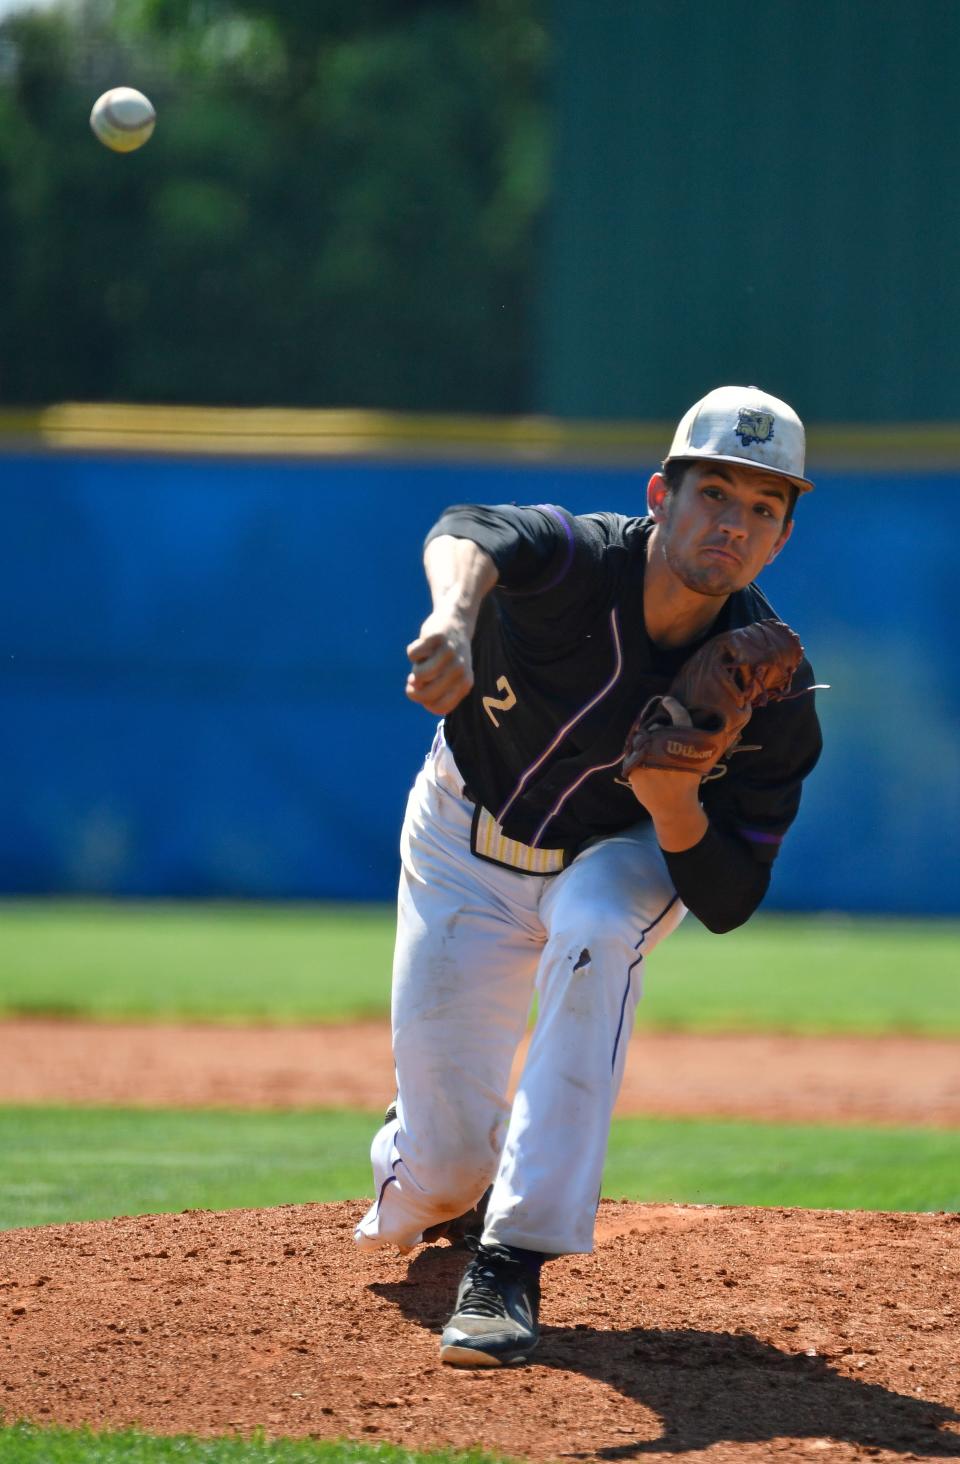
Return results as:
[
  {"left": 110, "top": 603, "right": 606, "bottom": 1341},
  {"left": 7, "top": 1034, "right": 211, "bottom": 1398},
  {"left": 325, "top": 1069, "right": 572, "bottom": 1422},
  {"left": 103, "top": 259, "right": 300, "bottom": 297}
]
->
[{"left": 2, "top": 1200, "right": 959, "bottom": 1462}]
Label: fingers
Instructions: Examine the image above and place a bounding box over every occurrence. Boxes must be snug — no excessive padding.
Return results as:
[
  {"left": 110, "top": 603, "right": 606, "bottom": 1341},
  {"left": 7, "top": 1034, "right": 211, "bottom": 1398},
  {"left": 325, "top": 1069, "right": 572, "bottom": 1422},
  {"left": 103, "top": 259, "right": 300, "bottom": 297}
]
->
[
  {"left": 627, "top": 763, "right": 708, "bottom": 807},
  {"left": 405, "top": 629, "right": 446, "bottom": 667},
  {"left": 406, "top": 661, "right": 474, "bottom": 715},
  {"left": 405, "top": 679, "right": 472, "bottom": 715},
  {"left": 406, "top": 626, "right": 474, "bottom": 715},
  {"left": 406, "top": 635, "right": 455, "bottom": 685},
  {"left": 406, "top": 685, "right": 471, "bottom": 716}
]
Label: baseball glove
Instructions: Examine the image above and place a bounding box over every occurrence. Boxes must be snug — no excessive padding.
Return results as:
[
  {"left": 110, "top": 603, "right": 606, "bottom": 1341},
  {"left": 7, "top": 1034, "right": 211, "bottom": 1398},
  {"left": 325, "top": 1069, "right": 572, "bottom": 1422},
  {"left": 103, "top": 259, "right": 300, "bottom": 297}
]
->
[{"left": 622, "top": 619, "right": 805, "bottom": 777}]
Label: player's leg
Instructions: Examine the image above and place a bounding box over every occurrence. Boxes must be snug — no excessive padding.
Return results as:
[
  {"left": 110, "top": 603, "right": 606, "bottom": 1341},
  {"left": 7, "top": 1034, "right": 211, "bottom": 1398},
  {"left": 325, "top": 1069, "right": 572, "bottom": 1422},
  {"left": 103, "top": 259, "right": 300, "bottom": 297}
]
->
[
  {"left": 355, "top": 737, "right": 544, "bottom": 1253},
  {"left": 480, "top": 821, "right": 686, "bottom": 1256}
]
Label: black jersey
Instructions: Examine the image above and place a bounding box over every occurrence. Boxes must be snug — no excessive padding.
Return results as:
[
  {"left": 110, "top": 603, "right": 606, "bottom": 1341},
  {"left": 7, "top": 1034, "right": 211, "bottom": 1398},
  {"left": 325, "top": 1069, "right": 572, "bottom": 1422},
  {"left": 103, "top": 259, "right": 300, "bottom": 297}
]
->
[{"left": 426, "top": 503, "right": 822, "bottom": 904}]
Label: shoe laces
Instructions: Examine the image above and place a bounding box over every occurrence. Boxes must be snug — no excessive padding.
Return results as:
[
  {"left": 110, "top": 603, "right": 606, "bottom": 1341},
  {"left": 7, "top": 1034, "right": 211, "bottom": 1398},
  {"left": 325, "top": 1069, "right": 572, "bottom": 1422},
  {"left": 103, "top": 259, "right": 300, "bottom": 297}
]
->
[{"left": 459, "top": 1240, "right": 524, "bottom": 1318}]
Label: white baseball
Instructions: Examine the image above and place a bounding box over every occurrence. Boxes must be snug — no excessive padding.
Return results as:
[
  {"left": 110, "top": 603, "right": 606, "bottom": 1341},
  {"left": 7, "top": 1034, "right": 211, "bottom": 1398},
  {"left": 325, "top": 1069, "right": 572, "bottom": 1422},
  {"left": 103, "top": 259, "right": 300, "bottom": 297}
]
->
[{"left": 90, "top": 87, "right": 156, "bottom": 153}]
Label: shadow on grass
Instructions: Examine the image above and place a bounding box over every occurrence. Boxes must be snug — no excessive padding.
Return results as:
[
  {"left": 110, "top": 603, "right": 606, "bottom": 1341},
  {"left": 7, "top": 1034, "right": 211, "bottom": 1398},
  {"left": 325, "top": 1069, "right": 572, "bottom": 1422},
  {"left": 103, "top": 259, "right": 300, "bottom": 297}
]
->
[{"left": 371, "top": 1245, "right": 960, "bottom": 1459}]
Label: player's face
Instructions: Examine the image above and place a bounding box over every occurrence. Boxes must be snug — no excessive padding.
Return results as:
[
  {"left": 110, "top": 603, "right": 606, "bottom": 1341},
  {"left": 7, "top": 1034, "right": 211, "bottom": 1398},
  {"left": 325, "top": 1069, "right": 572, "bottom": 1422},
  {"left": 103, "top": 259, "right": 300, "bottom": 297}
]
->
[{"left": 647, "top": 463, "right": 794, "bottom": 597}]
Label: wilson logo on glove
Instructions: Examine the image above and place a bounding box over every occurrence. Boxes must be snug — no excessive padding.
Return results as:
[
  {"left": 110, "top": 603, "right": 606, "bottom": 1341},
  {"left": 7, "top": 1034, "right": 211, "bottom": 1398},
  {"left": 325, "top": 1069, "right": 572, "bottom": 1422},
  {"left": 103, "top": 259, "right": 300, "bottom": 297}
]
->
[{"left": 665, "top": 740, "right": 716, "bottom": 760}]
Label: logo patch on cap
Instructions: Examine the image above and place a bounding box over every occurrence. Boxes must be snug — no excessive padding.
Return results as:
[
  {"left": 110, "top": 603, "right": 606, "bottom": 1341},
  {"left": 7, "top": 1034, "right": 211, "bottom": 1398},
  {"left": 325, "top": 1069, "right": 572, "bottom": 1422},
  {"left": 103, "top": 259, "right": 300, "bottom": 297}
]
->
[{"left": 734, "top": 408, "right": 775, "bottom": 448}]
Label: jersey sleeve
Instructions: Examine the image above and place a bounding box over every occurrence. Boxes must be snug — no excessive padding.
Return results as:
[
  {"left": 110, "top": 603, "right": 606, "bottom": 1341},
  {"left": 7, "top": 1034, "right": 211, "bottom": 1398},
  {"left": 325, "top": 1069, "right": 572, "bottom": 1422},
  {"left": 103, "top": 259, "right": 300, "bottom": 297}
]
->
[
  {"left": 702, "top": 675, "right": 824, "bottom": 864},
  {"left": 662, "top": 678, "right": 823, "bottom": 933},
  {"left": 424, "top": 503, "right": 604, "bottom": 609},
  {"left": 661, "top": 826, "right": 772, "bottom": 933}
]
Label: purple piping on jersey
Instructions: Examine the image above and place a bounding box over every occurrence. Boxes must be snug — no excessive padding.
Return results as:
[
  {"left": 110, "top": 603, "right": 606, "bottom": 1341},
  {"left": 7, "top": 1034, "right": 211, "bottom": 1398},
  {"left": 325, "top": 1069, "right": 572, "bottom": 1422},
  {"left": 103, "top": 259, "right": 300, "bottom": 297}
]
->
[
  {"left": 496, "top": 608, "right": 624, "bottom": 826},
  {"left": 610, "top": 894, "right": 680, "bottom": 1074},
  {"left": 530, "top": 755, "right": 624, "bottom": 847},
  {"left": 532, "top": 504, "right": 576, "bottom": 592},
  {"left": 738, "top": 827, "right": 784, "bottom": 845}
]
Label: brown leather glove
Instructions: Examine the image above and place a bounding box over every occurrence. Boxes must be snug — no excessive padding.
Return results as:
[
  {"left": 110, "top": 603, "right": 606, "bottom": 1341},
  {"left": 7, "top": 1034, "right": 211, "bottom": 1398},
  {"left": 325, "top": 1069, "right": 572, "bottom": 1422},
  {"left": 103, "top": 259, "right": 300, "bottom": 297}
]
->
[{"left": 622, "top": 620, "right": 805, "bottom": 777}]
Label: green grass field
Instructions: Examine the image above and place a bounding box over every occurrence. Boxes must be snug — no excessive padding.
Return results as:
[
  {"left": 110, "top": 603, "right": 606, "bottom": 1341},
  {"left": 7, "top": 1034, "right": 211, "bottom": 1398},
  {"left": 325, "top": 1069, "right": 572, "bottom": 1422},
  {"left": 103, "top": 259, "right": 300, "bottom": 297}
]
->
[
  {"left": 1, "top": 1106, "right": 957, "bottom": 1231},
  {"left": 0, "top": 1427, "right": 514, "bottom": 1464},
  {"left": 2, "top": 900, "right": 959, "bottom": 1034},
  {"left": 0, "top": 1107, "right": 371, "bottom": 1231}
]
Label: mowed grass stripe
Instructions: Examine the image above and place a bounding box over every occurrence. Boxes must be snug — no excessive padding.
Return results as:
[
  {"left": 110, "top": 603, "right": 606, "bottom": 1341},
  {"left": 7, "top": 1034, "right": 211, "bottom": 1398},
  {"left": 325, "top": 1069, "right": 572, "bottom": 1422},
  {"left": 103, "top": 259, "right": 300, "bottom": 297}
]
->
[
  {"left": 0, "top": 1108, "right": 373, "bottom": 1232},
  {"left": 0, "top": 901, "right": 394, "bottom": 1025},
  {"left": 605, "top": 1118, "right": 960, "bottom": 1213},
  {"left": 0, "top": 1108, "right": 957, "bottom": 1232},
  {"left": 0, "top": 1425, "right": 517, "bottom": 1464},
  {"left": 1, "top": 901, "right": 959, "bottom": 1034}
]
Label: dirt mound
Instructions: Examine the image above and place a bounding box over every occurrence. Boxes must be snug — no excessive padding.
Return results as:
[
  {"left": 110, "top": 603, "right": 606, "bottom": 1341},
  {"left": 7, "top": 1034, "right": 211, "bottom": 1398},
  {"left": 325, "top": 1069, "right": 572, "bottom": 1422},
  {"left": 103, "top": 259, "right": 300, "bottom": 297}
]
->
[
  {"left": 4, "top": 1019, "right": 960, "bottom": 1127},
  {"left": 2, "top": 1200, "right": 959, "bottom": 1461}
]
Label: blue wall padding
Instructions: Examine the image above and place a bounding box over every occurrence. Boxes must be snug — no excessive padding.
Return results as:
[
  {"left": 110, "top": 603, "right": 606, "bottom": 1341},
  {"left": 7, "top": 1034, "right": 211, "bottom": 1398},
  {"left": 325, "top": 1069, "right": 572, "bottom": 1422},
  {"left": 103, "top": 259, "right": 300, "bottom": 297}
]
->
[{"left": 1, "top": 452, "right": 956, "bottom": 913}]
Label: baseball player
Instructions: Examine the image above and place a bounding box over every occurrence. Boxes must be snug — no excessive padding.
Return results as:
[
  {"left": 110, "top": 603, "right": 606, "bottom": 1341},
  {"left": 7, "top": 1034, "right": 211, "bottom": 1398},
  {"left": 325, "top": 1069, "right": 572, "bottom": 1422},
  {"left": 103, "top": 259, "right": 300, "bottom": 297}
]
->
[{"left": 355, "top": 385, "right": 823, "bottom": 1367}]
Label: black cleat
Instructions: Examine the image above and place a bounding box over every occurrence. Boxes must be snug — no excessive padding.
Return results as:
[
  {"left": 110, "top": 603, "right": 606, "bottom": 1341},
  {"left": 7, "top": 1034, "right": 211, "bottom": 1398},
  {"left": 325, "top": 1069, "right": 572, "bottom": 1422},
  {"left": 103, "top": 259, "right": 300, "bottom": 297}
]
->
[{"left": 440, "top": 1241, "right": 541, "bottom": 1367}]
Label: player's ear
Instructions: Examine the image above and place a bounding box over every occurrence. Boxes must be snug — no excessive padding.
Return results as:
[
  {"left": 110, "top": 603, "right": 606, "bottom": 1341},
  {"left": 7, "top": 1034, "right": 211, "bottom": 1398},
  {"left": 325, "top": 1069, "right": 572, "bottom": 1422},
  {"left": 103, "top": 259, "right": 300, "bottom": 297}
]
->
[
  {"left": 766, "top": 516, "right": 794, "bottom": 564},
  {"left": 647, "top": 472, "right": 670, "bottom": 522}
]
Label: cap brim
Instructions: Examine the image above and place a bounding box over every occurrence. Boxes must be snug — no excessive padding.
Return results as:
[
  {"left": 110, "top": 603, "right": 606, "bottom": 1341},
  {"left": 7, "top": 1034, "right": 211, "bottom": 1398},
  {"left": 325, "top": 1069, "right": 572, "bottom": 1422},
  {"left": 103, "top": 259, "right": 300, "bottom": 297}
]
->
[{"left": 664, "top": 451, "right": 814, "bottom": 494}]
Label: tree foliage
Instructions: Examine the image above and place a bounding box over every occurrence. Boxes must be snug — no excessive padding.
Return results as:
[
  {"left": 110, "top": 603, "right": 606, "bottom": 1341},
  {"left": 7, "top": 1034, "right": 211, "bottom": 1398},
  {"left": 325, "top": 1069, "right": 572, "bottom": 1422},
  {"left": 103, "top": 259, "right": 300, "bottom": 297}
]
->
[{"left": 0, "top": 0, "right": 548, "bottom": 409}]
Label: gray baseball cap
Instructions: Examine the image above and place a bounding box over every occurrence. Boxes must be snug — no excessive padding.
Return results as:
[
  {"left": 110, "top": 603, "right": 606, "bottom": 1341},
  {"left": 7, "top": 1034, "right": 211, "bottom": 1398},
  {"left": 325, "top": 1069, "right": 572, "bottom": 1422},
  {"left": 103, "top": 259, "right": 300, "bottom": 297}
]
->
[{"left": 664, "top": 384, "right": 814, "bottom": 494}]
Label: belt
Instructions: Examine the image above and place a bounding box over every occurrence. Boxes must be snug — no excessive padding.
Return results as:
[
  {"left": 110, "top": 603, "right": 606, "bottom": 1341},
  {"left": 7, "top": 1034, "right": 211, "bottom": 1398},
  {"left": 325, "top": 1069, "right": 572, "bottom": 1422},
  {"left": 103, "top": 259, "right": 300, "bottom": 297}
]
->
[{"left": 468, "top": 802, "right": 572, "bottom": 877}]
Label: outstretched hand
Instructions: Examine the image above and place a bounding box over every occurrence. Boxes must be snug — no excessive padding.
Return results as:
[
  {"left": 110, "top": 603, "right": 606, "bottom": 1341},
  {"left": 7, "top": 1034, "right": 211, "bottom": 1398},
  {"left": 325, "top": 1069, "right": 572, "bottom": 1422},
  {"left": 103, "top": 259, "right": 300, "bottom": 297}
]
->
[{"left": 406, "top": 612, "right": 475, "bottom": 716}]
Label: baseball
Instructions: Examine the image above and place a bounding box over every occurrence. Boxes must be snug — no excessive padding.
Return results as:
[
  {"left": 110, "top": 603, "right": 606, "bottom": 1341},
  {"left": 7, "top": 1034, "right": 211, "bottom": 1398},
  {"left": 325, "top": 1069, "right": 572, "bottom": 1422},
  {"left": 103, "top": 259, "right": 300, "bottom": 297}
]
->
[{"left": 90, "top": 87, "right": 156, "bottom": 153}]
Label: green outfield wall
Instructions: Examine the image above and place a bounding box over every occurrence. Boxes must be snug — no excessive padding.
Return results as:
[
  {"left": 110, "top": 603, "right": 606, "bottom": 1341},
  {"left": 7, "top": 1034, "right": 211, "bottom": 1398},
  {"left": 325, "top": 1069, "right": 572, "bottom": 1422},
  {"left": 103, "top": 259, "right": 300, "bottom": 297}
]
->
[{"left": 541, "top": 0, "right": 960, "bottom": 421}]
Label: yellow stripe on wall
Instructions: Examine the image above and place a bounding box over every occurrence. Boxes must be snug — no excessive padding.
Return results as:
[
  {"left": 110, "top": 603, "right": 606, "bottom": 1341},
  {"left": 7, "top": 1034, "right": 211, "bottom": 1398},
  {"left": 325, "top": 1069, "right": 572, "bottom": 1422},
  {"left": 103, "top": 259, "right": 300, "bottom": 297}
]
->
[{"left": 4, "top": 403, "right": 960, "bottom": 468}]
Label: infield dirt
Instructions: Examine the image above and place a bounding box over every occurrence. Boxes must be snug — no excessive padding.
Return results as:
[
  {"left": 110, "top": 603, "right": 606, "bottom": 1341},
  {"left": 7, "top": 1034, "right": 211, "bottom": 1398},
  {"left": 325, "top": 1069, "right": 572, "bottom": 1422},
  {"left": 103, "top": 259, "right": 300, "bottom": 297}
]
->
[
  {"left": 2, "top": 1019, "right": 960, "bottom": 1125},
  {"left": 2, "top": 1200, "right": 959, "bottom": 1461}
]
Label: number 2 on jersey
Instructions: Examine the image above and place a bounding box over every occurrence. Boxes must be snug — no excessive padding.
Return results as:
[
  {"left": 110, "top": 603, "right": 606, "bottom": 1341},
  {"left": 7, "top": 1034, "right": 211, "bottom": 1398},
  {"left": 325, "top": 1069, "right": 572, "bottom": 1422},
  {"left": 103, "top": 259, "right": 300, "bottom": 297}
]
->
[{"left": 482, "top": 675, "right": 517, "bottom": 728}]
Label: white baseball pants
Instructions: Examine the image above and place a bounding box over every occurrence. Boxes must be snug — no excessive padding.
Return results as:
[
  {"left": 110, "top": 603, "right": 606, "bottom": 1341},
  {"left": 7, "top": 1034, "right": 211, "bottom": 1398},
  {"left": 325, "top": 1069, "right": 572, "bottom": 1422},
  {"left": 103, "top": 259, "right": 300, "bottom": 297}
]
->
[{"left": 354, "top": 730, "right": 685, "bottom": 1256}]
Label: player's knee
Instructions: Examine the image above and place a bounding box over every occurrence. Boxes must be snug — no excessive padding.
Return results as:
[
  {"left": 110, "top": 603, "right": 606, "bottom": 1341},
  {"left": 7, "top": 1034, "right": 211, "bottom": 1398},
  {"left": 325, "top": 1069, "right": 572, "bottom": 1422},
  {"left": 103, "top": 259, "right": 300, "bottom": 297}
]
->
[
  {"left": 546, "top": 889, "right": 672, "bottom": 965},
  {"left": 418, "top": 1149, "right": 492, "bottom": 1213},
  {"left": 539, "top": 923, "right": 642, "bottom": 1019},
  {"left": 402, "top": 1113, "right": 498, "bottom": 1208},
  {"left": 544, "top": 916, "right": 635, "bottom": 972}
]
